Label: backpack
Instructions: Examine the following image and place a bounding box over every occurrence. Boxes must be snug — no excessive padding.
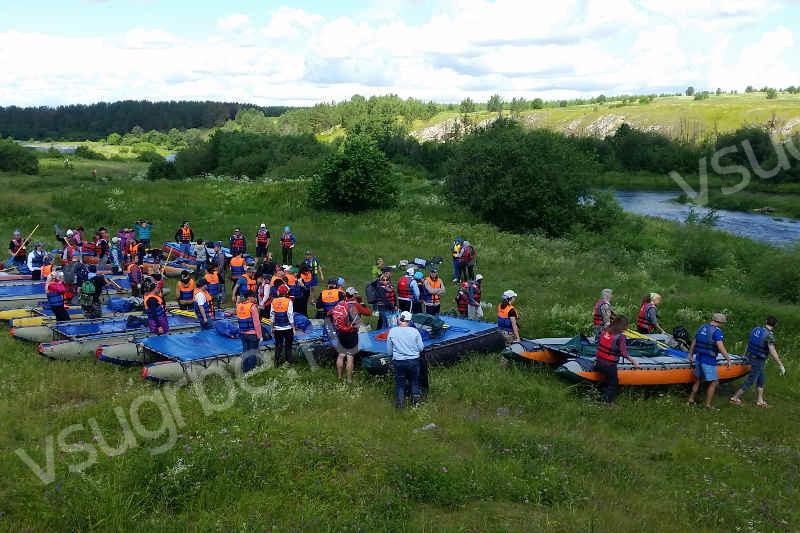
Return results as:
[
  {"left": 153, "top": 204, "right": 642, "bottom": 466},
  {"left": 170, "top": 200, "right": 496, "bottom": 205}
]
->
[
  {"left": 75, "top": 263, "right": 89, "bottom": 286},
  {"left": 365, "top": 279, "right": 379, "bottom": 305},
  {"left": 62, "top": 262, "right": 78, "bottom": 285},
  {"left": 332, "top": 301, "right": 355, "bottom": 333},
  {"left": 79, "top": 279, "right": 96, "bottom": 306}
]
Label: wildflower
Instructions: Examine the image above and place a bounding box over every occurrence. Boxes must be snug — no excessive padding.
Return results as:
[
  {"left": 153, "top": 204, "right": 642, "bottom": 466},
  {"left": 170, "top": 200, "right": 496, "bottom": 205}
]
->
[
  {"left": 442, "top": 466, "right": 448, "bottom": 473},
  {"left": 185, "top": 445, "right": 191, "bottom": 454}
]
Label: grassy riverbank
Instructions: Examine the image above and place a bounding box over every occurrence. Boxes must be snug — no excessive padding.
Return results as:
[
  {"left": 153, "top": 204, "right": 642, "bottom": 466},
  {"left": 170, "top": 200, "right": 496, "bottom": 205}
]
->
[{"left": 1, "top": 160, "right": 799, "bottom": 531}]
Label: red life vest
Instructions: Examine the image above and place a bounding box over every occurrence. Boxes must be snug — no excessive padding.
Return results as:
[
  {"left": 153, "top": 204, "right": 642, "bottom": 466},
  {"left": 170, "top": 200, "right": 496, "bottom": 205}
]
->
[
  {"left": 381, "top": 281, "right": 396, "bottom": 307},
  {"left": 232, "top": 236, "right": 244, "bottom": 249},
  {"left": 256, "top": 230, "right": 269, "bottom": 244},
  {"left": 280, "top": 233, "right": 294, "bottom": 248},
  {"left": 593, "top": 299, "right": 614, "bottom": 326},
  {"left": 455, "top": 290, "right": 468, "bottom": 313},
  {"left": 10, "top": 238, "right": 26, "bottom": 257},
  {"left": 397, "top": 275, "right": 412, "bottom": 300},
  {"left": 596, "top": 330, "right": 622, "bottom": 363},
  {"left": 469, "top": 282, "right": 481, "bottom": 303},
  {"left": 636, "top": 302, "right": 655, "bottom": 332},
  {"left": 179, "top": 226, "right": 192, "bottom": 243}
]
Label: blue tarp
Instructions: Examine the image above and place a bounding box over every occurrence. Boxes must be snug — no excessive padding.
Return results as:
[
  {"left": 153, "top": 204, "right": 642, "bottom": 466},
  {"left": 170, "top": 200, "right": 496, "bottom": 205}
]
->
[
  {"left": 51, "top": 313, "right": 201, "bottom": 339},
  {"left": 356, "top": 316, "right": 498, "bottom": 355},
  {"left": 0, "top": 277, "right": 131, "bottom": 298},
  {"left": 142, "top": 325, "right": 326, "bottom": 361}
]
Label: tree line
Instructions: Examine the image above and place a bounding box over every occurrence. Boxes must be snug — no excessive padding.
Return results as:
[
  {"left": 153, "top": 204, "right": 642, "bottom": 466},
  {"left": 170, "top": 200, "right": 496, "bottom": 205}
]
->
[{"left": 0, "top": 101, "right": 292, "bottom": 141}]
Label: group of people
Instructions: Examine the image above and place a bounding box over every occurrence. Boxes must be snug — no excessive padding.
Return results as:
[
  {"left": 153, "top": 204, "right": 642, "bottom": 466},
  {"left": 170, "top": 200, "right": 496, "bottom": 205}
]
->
[{"left": 589, "top": 289, "right": 787, "bottom": 408}]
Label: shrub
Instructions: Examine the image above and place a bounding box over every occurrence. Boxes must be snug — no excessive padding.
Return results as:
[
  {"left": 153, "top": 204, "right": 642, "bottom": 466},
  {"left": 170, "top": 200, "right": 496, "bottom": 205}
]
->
[
  {"left": 0, "top": 138, "right": 39, "bottom": 174},
  {"left": 147, "top": 159, "right": 179, "bottom": 180},
  {"left": 74, "top": 145, "right": 106, "bottom": 160},
  {"left": 136, "top": 151, "right": 165, "bottom": 163},
  {"left": 131, "top": 142, "right": 158, "bottom": 154},
  {"left": 445, "top": 119, "right": 598, "bottom": 237},
  {"left": 751, "top": 249, "right": 800, "bottom": 303},
  {"left": 309, "top": 133, "right": 395, "bottom": 212}
]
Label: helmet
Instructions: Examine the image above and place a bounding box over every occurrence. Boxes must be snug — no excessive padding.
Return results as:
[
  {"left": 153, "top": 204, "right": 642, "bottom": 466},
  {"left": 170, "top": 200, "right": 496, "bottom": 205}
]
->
[{"left": 414, "top": 271, "right": 423, "bottom": 280}]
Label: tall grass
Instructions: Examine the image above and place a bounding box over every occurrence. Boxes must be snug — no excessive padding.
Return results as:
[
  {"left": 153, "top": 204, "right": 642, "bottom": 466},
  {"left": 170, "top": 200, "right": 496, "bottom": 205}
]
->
[{"left": 0, "top": 161, "right": 799, "bottom": 531}]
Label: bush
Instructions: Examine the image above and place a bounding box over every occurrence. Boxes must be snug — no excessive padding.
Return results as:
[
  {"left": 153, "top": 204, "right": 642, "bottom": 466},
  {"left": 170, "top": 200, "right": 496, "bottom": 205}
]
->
[
  {"left": 107, "top": 133, "right": 122, "bottom": 145},
  {"left": 0, "top": 138, "right": 39, "bottom": 174},
  {"left": 445, "top": 119, "right": 598, "bottom": 237},
  {"left": 147, "top": 159, "right": 179, "bottom": 180},
  {"left": 751, "top": 249, "right": 800, "bottom": 303},
  {"left": 309, "top": 133, "right": 396, "bottom": 212},
  {"left": 74, "top": 145, "right": 106, "bottom": 160},
  {"left": 136, "top": 151, "right": 165, "bottom": 163},
  {"left": 766, "top": 88, "right": 778, "bottom": 100},
  {"left": 131, "top": 142, "right": 158, "bottom": 154}
]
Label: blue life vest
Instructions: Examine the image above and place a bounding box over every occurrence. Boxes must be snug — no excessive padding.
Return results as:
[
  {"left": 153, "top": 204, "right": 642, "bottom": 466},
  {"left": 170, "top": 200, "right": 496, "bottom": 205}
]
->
[
  {"left": 746, "top": 326, "right": 769, "bottom": 360},
  {"left": 31, "top": 251, "right": 45, "bottom": 268},
  {"left": 145, "top": 295, "right": 166, "bottom": 320},
  {"left": 193, "top": 290, "right": 212, "bottom": 320},
  {"left": 694, "top": 323, "right": 720, "bottom": 363},
  {"left": 46, "top": 291, "right": 64, "bottom": 308}
]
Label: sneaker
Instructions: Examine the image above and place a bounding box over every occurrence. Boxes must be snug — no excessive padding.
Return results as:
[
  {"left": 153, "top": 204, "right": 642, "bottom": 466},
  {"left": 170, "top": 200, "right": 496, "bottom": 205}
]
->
[
  {"left": 452, "top": 278, "right": 458, "bottom": 283},
  {"left": 756, "top": 402, "right": 772, "bottom": 408},
  {"left": 729, "top": 397, "right": 743, "bottom": 406}
]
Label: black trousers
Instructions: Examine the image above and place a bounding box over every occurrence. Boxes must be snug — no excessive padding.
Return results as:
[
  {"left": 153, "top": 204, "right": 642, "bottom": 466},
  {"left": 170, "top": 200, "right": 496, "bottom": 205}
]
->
[
  {"left": 31, "top": 270, "right": 41, "bottom": 281},
  {"left": 425, "top": 304, "right": 440, "bottom": 315},
  {"left": 398, "top": 299, "right": 412, "bottom": 313},
  {"left": 273, "top": 328, "right": 294, "bottom": 365},
  {"left": 281, "top": 247, "right": 293, "bottom": 265},
  {"left": 52, "top": 305, "right": 71, "bottom": 322},
  {"left": 411, "top": 301, "right": 424, "bottom": 314},
  {"left": 594, "top": 360, "right": 619, "bottom": 403}
]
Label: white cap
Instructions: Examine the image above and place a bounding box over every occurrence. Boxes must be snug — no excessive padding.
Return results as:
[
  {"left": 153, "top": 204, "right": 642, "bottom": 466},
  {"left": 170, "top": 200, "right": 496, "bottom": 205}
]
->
[
  {"left": 260, "top": 223, "right": 266, "bottom": 228},
  {"left": 283, "top": 265, "right": 291, "bottom": 270},
  {"left": 346, "top": 287, "right": 359, "bottom": 296},
  {"left": 66, "top": 229, "right": 74, "bottom": 236},
  {"left": 111, "top": 236, "right": 121, "bottom": 243},
  {"left": 475, "top": 274, "right": 483, "bottom": 281},
  {"left": 503, "top": 290, "right": 517, "bottom": 299},
  {"left": 399, "top": 311, "right": 413, "bottom": 322},
  {"left": 406, "top": 267, "right": 415, "bottom": 275}
]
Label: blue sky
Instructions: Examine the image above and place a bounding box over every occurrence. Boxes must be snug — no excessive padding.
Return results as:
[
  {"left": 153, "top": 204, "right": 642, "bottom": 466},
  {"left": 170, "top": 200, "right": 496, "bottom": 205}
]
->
[{"left": 1, "top": 0, "right": 798, "bottom": 106}]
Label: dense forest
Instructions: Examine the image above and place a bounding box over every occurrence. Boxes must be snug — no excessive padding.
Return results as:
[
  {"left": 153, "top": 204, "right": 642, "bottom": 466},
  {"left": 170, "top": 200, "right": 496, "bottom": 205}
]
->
[{"left": 0, "top": 101, "right": 292, "bottom": 140}]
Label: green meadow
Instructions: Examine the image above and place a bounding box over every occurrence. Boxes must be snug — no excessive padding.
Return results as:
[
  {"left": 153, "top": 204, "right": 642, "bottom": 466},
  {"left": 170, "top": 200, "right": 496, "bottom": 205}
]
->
[{"left": 0, "top": 159, "right": 798, "bottom": 532}]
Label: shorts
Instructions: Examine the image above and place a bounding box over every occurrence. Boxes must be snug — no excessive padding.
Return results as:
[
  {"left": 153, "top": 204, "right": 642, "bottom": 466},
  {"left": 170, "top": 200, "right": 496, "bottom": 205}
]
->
[
  {"left": 337, "top": 330, "right": 359, "bottom": 356},
  {"left": 694, "top": 361, "right": 718, "bottom": 382}
]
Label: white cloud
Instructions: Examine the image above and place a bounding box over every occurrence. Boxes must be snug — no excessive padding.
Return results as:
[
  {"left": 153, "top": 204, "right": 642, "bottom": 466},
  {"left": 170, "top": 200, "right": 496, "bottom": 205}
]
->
[
  {"left": 217, "top": 13, "right": 250, "bottom": 31},
  {"left": 1, "top": 1, "right": 798, "bottom": 107}
]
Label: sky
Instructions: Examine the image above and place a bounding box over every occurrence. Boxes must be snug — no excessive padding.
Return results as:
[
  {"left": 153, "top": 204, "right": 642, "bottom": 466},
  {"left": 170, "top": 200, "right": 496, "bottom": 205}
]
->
[{"left": 1, "top": 0, "right": 798, "bottom": 107}]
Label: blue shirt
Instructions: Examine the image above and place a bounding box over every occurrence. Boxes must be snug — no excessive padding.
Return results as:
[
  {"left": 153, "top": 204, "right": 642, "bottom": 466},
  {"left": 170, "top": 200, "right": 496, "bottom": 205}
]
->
[
  {"left": 386, "top": 325, "right": 424, "bottom": 361},
  {"left": 136, "top": 223, "right": 152, "bottom": 240}
]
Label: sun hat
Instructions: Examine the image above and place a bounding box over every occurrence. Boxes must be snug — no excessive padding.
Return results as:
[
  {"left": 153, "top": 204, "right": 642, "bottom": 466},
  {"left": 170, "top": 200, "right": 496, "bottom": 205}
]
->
[
  {"left": 503, "top": 290, "right": 518, "bottom": 299},
  {"left": 712, "top": 312, "right": 727, "bottom": 324}
]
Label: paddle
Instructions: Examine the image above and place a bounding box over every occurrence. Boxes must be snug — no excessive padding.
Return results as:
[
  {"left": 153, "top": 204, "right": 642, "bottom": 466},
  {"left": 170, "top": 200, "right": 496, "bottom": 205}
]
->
[
  {"left": 624, "top": 328, "right": 687, "bottom": 359},
  {"left": 3, "top": 224, "right": 39, "bottom": 269}
]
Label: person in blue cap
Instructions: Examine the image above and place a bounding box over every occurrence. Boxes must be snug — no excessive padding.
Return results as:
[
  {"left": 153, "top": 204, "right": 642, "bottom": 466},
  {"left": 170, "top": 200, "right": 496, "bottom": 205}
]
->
[
  {"left": 280, "top": 226, "right": 296, "bottom": 265},
  {"left": 450, "top": 237, "right": 462, "bottom": 282},
  {"left": 412, "top": 271, "right": 425, "bottom": 314}
]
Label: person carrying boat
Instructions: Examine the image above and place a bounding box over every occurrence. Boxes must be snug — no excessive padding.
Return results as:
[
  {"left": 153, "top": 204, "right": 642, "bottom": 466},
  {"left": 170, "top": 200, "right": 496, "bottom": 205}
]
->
[
  {"left": 176, "top": 271, "right": 196, "bottom": 310},
  {"left": 455, "top": 282, "right": 469, "bottom": 318},
  {"left": 636, "top": 293, "right": 665, "bottom": 335},
  {"left": 468, "top": 274, "right": 484, "bottom": 320},
  {"left": 333, "top": 287, "right": 371, "bottom": 384},
  {"left": 422, "top": 268, "right": 445, "bottom": 315},
  {"left": 450, "top": 238, "right": 462, "bottom": 282},
  {"left": 27, "top": 243, "right": 47, "bottom": 281},
  {"left": 270, "top": 285, "right": 295, "bottom": 366},
  {"left": 686, "top": 313, "right": 731, "bottom": 409},
  {"left": 280, "top": 226, "right": 296, "bottom": 265},
  {"left": 387, "top": 311, "right": 425, "bottom": 409},
  {"left": 497, "top": 290, "right": 521, "bottom": 345},
  {"left": 135, "top": 220, "right": 153, "bottom": 250},
  {"left": 730, "top": 316, "right": 786, "bottom": 408},
  {"left": 45, "top": 271, "right": 70, "bottom": 322},
  {"left": 256, "top": 224, "right": 270, "bottom": 259},
  {"left": 238, "top": 290, "right": 264, "bottom": 372},
  {"left": 175, "top": 221, "right": 194, "bottom": 257},
  {"left": 592, "top": 289, "right": 615, "bottom": 341},
  {"left": 193, "top": 278, "right": 215, "bottom": 330},
  {"left": 374, "top": 268, "right": 397, "bottom": 329},
  {"left": 230, "top": 228, "right": 246, "bottom": 257},
  {"left": 144, "top": 281, "right": 169, "bottom": 335},
  {"left": 397, "top": 268, "right": 417, "bottom": 313},
  {"left": 594, "top": 315, "right": 641, "bottom": 403},
  {"left": 8, "top": 230, "right": 28, "bottom": 267}
]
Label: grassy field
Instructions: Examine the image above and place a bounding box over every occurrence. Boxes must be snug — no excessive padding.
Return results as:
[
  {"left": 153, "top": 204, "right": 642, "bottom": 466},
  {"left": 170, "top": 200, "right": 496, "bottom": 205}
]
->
[
  {"left": 420, "top": 93, "right": 800, "bottom": 140},
  {"left": 1, "top": 160, "right": 799, "bottom": 531}
]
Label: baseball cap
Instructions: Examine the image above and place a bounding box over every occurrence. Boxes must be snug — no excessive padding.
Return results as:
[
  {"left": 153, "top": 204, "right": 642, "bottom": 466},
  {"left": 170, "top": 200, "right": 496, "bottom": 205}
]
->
[
  {"left": 430, "top": 267, "right": 438, "bottom": 272},
  {"left": 327, "top": 278, "right": 336, "bottom": 285},
  {"left": 337, "top": 277, "right": 345, "bottom": 286},
  {"left": 13, "top": 229, "right": 20, "bottom": 235},
  {"left": 260, "top": 223, "right": 266, "bottom": 228},
  {"left": 399, "top": 311, "right": 413, "bottom": 322},
  {"left": 381, "top": 266, "right": 393, "bottom": 273},
  {"left": 346, "top": 287, "right": 359, "bottom": 296},
  {"left": 305, "top": 250, "right": 312, "bottom": 255},
  {"left": 712, "top": 312, "right": 727, "bottom": 324},
  {"left": 406, "top": 267, "right": 415, "bottom": 275},
  {"left": 475, "top": 274, "right": 483, "bottom": 281},
  {"left": 503, "top": 290, "right": 518, "bottom": 299}
]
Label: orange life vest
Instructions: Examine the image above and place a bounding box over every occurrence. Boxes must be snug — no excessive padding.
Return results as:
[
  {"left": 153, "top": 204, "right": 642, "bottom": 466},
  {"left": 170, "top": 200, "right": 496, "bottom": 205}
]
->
[
  {"left": 236, "top": 301, "right": 257, "bottom": 333},
  {"left": 179, "top": 226, "right": 192, "bottom": 242}
]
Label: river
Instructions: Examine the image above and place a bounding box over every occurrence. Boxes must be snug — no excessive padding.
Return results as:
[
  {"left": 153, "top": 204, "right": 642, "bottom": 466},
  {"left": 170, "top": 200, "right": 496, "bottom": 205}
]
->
[{"left": 613, "top": 191, "right": 800, "bottom": 248}]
